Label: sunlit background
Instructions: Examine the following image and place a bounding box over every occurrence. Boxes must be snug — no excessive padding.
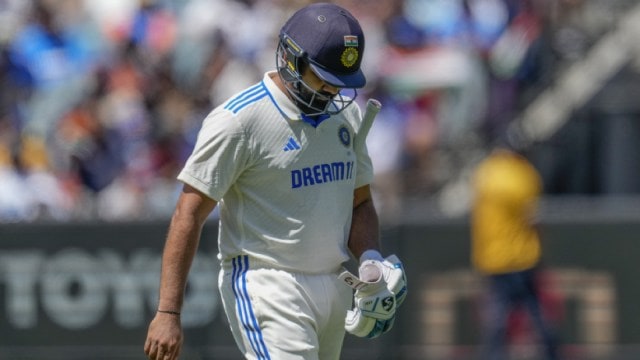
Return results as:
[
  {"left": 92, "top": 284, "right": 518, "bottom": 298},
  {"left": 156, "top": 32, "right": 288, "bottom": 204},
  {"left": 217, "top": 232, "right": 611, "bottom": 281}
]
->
[{"left": 1, "top": 0, "right": 640, "bottom": 359}]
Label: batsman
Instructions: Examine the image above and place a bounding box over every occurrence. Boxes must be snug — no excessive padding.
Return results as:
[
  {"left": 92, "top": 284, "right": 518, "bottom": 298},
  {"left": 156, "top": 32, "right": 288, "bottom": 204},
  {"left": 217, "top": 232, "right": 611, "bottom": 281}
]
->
[{"left": 144, "top": 3, "right": 407, "bottom": 360}]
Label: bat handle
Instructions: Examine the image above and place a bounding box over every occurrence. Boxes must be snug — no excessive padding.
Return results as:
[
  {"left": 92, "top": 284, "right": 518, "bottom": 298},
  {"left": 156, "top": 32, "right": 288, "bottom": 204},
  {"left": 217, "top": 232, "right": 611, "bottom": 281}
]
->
[{"left": 367, "top": 98, "right": 381, "bottom": 110}]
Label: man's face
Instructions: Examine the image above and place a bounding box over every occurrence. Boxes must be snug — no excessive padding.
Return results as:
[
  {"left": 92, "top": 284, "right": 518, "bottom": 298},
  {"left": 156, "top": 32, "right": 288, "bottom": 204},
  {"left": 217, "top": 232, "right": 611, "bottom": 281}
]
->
[
  {"left": 296, "top": 66, "right": 340, "bottom": 115},
  {"left": 300, "top": 67, "right": 340, "bottom": 96}
]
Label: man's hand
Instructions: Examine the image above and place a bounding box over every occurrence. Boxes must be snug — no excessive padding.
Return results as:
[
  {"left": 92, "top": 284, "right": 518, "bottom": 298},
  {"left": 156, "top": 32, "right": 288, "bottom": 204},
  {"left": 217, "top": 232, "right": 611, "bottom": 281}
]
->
[
  {"left": 339, "top": 254, "right": 408, "bottom": 338},
  {"left": 144, "top": 312, "right": 183, "bottom": 360}
]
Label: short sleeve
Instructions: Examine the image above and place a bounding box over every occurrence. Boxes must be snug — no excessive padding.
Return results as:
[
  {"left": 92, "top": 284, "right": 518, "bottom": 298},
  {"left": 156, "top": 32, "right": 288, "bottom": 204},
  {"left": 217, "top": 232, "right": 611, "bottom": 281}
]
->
[{"left": 177, "top": 108, "right": 250, "bottom": 200}]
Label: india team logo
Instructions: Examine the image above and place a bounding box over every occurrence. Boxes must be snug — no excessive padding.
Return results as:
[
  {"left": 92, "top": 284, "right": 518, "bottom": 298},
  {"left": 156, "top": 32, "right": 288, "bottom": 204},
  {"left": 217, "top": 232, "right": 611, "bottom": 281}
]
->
[
  {"left": 338, "top": 126, "right": 351, "bottom": 148},
  {"left": 341, "top": 48, "right": 358, "bottom": 68}
]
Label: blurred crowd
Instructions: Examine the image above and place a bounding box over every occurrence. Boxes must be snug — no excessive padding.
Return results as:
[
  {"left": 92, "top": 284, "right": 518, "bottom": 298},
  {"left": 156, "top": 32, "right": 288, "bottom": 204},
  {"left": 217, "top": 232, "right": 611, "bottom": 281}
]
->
[{"left": 0, "top": 0, "right": 623, "bottom": 222}]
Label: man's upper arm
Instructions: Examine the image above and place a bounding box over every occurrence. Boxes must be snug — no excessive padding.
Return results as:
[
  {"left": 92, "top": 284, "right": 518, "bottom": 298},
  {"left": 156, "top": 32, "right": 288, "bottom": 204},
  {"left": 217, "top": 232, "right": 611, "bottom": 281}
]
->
[{"left": 174, "top": 184, "right": 218, "bottom": 225}]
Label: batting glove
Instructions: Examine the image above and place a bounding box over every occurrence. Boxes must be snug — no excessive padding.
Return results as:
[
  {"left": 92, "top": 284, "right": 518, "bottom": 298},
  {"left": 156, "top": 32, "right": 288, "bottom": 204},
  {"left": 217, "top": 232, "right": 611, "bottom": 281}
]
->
[{"left": 339, "top": 255, "right": 408, "bottom": 338}]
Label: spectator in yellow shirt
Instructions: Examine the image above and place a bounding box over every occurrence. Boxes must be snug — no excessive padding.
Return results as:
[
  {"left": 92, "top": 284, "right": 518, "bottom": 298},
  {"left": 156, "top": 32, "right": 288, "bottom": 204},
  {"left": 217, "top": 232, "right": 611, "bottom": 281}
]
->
[{"left": 471, "top": 142, "right": 559, "bottom": 360}]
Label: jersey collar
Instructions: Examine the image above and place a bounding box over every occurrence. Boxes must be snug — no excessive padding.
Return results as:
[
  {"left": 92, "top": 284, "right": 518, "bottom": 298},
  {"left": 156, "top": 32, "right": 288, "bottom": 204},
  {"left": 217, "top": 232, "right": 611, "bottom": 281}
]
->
[{"left": 263, "top": 71, "right": 302, "bottom": 121}]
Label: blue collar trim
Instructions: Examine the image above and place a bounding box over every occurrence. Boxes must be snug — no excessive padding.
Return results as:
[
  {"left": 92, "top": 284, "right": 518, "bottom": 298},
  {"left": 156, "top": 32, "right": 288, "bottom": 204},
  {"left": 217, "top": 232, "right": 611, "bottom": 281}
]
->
[{"left": 300, "top": 113, "right": 330, "bottom": 128}]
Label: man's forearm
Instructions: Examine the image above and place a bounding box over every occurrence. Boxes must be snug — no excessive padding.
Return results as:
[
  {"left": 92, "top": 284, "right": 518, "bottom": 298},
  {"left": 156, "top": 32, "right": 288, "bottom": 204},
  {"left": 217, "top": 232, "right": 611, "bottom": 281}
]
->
[
  {"left": 348, "top": 198, "right": 381, "bottom": 260},
  {"left": 157, "top": 213, "right": 204, "bottom": 312}
]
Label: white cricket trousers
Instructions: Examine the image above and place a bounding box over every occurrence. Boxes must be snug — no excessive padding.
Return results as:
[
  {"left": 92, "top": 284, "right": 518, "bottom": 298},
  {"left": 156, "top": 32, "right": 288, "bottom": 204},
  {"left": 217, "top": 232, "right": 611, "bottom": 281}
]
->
[{"left": 219, "top": 255, "right": 352, "bottom": 360}]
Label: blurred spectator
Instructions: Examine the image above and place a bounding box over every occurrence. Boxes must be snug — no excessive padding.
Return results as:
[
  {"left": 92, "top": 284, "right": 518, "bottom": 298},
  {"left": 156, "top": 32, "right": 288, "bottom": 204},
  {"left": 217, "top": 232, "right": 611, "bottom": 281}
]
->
[
  {"left": 59, "top": 93, "right": 125, "bottom": 194},
  {"left": 374, "top": 0, "right": 492, "bottom": 197},
  {"left": 7, "top": 0, "right": 104, "bottom": 137},
  {"left": 0, "top": 133, "right": 74, "bottom": 221},
  {"left": 470, "top": 139, "right": 559, "bottom": 360},
  {"left": 481, "top": 0, "right": 548, "bottom": 141}
]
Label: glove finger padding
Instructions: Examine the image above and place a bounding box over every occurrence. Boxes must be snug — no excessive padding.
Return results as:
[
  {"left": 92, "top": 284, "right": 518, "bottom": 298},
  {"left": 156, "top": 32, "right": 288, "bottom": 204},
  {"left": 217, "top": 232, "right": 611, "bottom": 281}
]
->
[
  {"left": 352, "top": 279, "right": 396, "bottom": 320},
  {"left": 344, "top": 279, "right": 396, "bottom": 338},
  {"left": 345, "top": 307, "right": 376, "bottom": 338},
  {"left": 382, "top": 255, "right": 408, "bottom": 307},
  {"left": 345, "top": 308, "right": 395, "bottom": 339}
]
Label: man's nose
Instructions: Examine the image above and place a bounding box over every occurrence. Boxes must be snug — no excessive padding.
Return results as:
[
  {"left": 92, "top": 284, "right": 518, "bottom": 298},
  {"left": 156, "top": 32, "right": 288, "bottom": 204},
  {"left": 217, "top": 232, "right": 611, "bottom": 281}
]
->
[{"left": 321, "top": 83, "right": 340, "bottom": 96}]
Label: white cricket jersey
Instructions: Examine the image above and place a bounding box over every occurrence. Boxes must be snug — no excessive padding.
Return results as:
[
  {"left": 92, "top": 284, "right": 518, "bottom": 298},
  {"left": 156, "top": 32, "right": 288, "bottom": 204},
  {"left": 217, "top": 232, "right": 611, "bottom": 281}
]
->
[{"left": 178, "top": 71, "right": 374, "bottom": 273}]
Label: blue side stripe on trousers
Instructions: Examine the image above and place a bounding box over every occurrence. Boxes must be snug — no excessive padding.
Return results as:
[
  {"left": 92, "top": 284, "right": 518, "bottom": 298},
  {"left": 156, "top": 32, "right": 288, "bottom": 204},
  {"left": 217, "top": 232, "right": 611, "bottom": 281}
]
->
[{"left": 232, "top": 256, "right": 271, "bottom": 359}]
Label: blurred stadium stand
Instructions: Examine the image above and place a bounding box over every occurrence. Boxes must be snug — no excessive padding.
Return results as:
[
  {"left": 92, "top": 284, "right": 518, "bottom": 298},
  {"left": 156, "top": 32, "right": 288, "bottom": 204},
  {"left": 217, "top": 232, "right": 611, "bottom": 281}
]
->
[{"left": 0, "top": 0, "right": 639, "bottom": 222}]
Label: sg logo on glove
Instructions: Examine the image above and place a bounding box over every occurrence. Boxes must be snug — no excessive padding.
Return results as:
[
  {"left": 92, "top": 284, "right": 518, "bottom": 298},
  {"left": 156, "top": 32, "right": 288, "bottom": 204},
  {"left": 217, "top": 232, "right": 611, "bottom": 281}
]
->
[{"left": 381, "top": 296, "right": 394, "bottom": 312}]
